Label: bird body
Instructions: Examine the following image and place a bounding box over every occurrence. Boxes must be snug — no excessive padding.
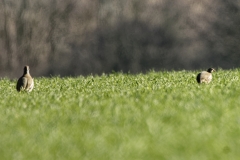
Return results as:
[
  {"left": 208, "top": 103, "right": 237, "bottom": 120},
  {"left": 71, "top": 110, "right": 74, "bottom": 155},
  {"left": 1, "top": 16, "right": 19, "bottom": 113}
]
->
[
  {"left": 16, "top": 66, "right": 34, "bottom": 92},
  {"left": 196, "top": 68, "right": 215, "bottom": 84}
]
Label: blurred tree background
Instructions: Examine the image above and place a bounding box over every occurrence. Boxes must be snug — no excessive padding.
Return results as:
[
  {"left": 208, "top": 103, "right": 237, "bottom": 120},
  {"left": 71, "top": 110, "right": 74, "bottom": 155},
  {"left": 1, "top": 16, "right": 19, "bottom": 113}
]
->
[{"left": 0, "top": 0, "right": 240, "bottom": 78}]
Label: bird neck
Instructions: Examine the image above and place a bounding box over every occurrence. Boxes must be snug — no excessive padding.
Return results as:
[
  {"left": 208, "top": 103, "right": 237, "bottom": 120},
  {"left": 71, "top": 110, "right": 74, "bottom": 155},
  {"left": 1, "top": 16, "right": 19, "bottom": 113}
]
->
[{"left": 24, "top": 70, "right": 30, "bottom": 75}]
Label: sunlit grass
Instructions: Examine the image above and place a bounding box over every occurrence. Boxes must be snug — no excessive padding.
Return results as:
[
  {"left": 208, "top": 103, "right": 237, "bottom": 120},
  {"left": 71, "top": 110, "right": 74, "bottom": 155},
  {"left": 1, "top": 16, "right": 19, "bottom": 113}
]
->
[{"left": 1, "top": 69, "right": 240, "bottom": 160}]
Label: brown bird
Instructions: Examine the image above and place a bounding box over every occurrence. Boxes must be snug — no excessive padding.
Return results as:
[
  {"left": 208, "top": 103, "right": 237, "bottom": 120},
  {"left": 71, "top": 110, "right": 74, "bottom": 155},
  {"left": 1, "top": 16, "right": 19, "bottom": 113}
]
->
[
  {"left": 16, "top": 65, "right": 34, "bottom": 92},
  {"left": 196, "top": 68, "right": 215, "bottom": 84}
]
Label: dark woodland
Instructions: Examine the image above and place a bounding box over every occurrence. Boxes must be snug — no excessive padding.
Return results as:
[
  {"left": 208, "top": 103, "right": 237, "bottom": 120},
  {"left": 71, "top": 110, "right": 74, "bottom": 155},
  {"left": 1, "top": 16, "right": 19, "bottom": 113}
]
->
[{"left": 1, "top": 0, "right": 240, "bottom": 78}]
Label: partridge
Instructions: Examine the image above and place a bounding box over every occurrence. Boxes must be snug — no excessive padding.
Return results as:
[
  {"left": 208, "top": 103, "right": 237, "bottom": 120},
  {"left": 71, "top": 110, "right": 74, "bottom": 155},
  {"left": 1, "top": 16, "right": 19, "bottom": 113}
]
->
[
  {"left": 196, "top": 68, "right": 215, "bottom": 84},
  {"left": 16, "top": 65, "right": 34, "bottom": 92}
]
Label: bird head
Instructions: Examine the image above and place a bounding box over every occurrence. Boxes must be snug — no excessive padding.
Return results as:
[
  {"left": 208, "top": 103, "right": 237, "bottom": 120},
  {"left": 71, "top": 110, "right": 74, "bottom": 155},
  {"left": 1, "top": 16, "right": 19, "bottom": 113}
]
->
[
  {"left": 207, "top": 68, "right": 215, "bottom": 73},
  {"left": 23, "top": 65, "right": 30, "bottom": 74}
]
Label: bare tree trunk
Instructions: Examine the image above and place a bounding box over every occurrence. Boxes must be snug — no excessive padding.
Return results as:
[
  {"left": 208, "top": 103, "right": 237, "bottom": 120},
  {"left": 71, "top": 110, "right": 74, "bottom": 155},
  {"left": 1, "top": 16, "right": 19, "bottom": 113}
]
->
[
  {"left": 47, "top": 0, "right": 57, "bottom": 75},
  {"left": 16, "top": 0, "right": 29, "bottom": 66},
  {"left": 2, "top": 0, "right": 13, "bottom": 69}
]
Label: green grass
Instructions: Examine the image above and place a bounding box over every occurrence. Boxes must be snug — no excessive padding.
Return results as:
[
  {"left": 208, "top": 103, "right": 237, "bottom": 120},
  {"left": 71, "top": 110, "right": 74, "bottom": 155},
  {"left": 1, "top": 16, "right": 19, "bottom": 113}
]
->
[{"left": 1, "top": 69, "right": 240, "bottom": 160}]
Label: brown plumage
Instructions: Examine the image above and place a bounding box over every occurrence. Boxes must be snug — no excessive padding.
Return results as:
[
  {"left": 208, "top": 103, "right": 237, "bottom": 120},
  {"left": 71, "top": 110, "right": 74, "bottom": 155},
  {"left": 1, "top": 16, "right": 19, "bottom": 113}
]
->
[
  {"left": 196, "top": 68, "right": 215, "bottom": 84},
  {"left": 16, "top": 65, "right": 34, "bottom": 92}
]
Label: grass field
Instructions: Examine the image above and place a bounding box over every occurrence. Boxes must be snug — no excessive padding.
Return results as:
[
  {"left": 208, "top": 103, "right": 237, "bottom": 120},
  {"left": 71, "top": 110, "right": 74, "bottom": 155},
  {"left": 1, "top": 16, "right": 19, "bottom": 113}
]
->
[{"left": 1, "top": 69, "right": 240, "bottom": 160}]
